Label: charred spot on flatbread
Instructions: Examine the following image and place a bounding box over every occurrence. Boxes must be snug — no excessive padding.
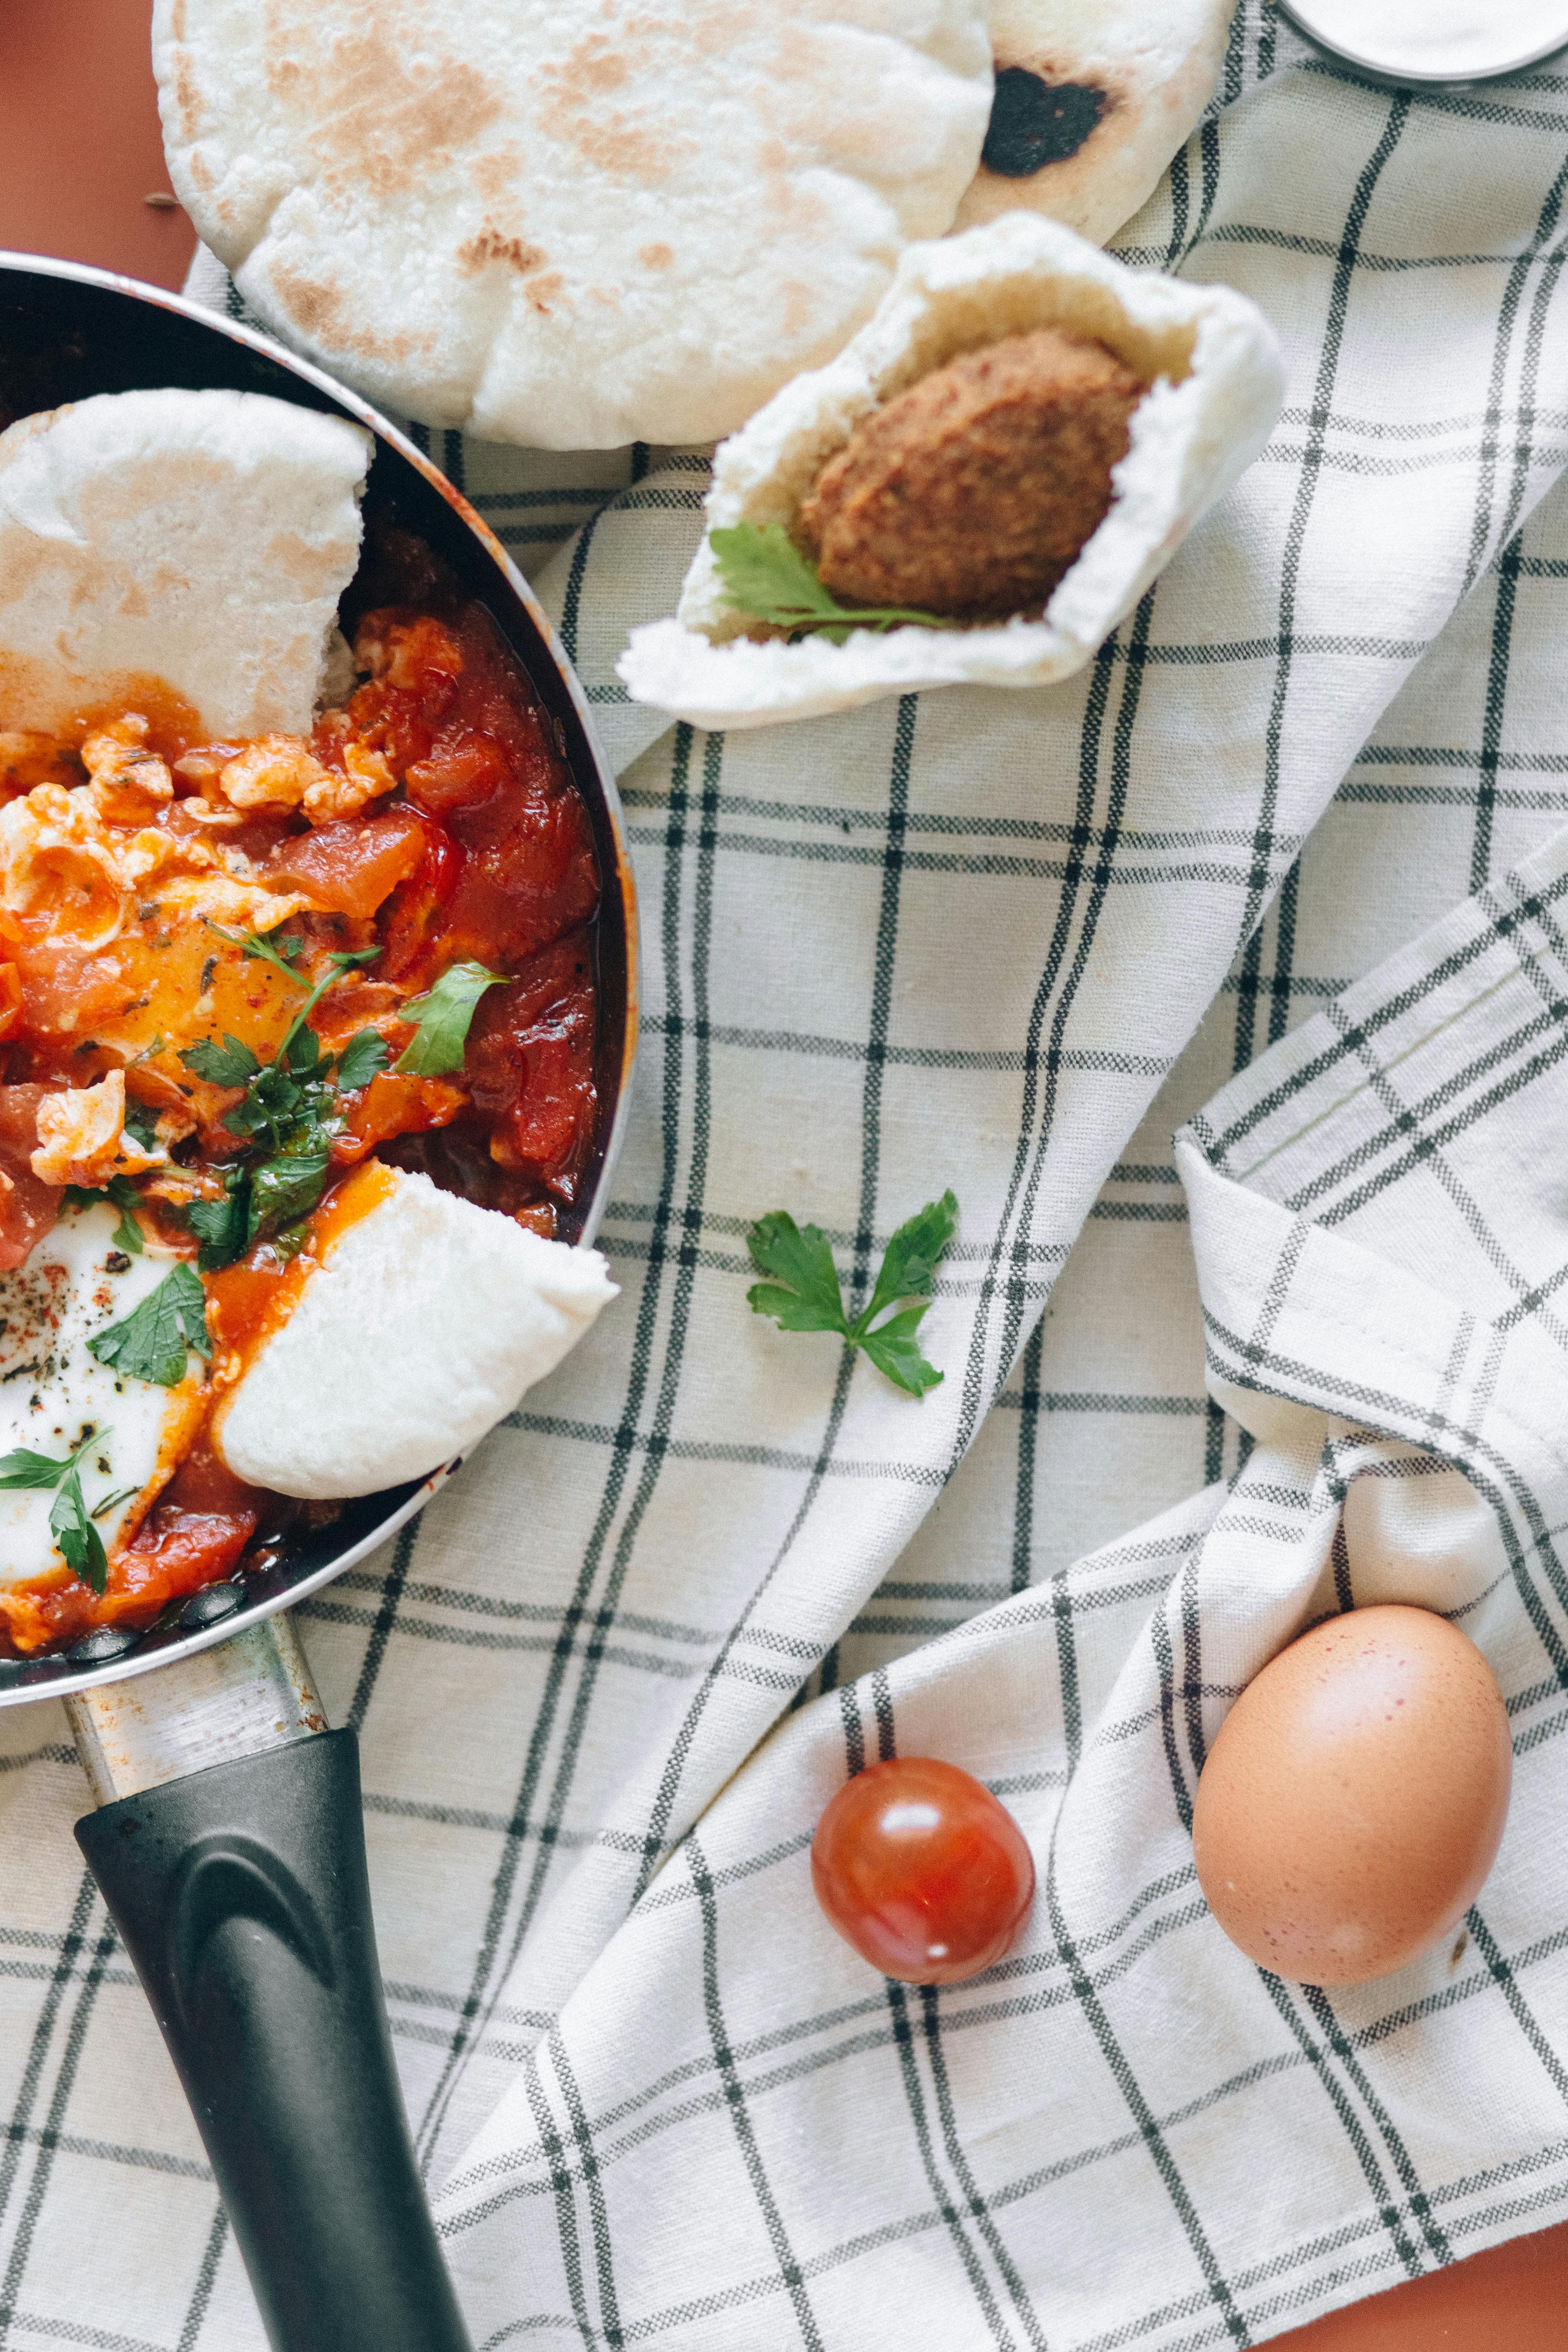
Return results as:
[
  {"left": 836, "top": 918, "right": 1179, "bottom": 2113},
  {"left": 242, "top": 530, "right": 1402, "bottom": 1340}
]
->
[
  {"left": 950, "top": 0, "right": 1234, "bottom": 244},
  {"left": 980, "top": 67, "right": 1108, "bottom": 180}
]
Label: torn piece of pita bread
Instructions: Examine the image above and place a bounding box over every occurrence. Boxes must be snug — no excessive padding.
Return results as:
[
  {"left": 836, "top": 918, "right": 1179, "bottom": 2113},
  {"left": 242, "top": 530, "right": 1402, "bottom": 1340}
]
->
[
  {"left": 153, "top": 0, "right": 994, "bottom": 451},
  {"left": 955, "top": 0, "right": 1234, "bottom": 245},
  {"left": 214, "top": 1168, "right": 617, "bottom": 1499},
  {"left": 618, "top": 213, "right": 1283, "bottom": 731},
  {"left": 0, "top": 388, "right": 371, "bottom": 739}
]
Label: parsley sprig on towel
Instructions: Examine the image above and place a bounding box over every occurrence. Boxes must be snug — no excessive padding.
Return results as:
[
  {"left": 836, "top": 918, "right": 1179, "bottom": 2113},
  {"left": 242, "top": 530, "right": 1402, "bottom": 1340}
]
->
[
  {"left": 710, "top": 523, "right": 954, "bottom": 642},
  {"left": 746, "top": 1190, "right": 958, "bottom": 1396}
]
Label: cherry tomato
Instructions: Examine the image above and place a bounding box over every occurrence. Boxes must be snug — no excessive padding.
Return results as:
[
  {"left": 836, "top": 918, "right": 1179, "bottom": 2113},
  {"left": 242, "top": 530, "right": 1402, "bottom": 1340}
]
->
[{"left": 811, "top": 1756, "right": 1035, "bottom": 1986}]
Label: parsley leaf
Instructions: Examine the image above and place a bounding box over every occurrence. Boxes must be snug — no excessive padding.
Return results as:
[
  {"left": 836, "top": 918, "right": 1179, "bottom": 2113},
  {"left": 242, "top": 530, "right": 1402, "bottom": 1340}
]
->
[
  {"left": 0, "top": 1432, "right": 115, "bottom": 1595},
  {"left": 746, "top": 1189, "right": 957, "bottom": 1397},
  {"left": 858, "top": 1190, "right": 958, "bottom": 1328},
  {"left": 221, "top": 1060, "right": 309, "bottom": 1143},
  {"left": 335, "top": 1027, "right": 389, "bottom": 1093},
  {"left": 52, "top": 1470, "right": 109, "bottom": 1595},
  {"left": 246, "top": 1125, "right": 333, "bottom": 1244},
  {"left": 60, "top": 1178, "right": 146, "bottom": 1255},
  {"left": 207, "top": 924, "right": 307, "bottom": 983},
  {"left": 0, "top": 1441, "right": 88, "bottom": 1490},
  {"left": 856, "top": 1303, "right": 944, "bottom": 1398},
  {"left": 394, "top": 962, "right": 506, "bottom": 1076},
  {"left": 743, "top": 1213, "right": 848, "bottom": 1335},
  {"left": 286, "top": 1021, "right": 326, "bottom": 1077},
  {"left": 187, "top": 1181, "right": 250, "bottom": 1272},
  {"left": 710, "top": 523, "right": 955, "bottom": 643},
  {"left": 181, "top": 1033, "right": 260, "bottom": 1088},
  {"left": 106, "top": 1175, "right": 144, "bottom": 1255},
  {"left": 87, "top": 1262, "right": 210, "bottom": 1386}
]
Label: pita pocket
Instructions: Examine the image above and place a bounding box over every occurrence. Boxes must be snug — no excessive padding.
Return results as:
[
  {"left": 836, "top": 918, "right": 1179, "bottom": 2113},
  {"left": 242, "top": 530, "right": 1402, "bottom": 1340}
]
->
[
  {"left": 0, "top": 388, "right": 370, "bottom": 740},
  {"left": 955, "top": 0, "right": 1235, "bottom": 245},
  {"left": 618, "top": 214, "right": 1283, "bottom": 731},
  {"left": 213, "top": 1166, "right": 617, "bottom": 1499},
  {"left": 154, "top": 0, "right": 994, "bottom": 451}
]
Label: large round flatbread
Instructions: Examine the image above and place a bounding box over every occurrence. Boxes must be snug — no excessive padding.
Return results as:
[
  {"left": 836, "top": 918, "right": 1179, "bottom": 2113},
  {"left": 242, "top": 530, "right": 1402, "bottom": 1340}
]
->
[
  {"left": 153, "top": 0, "right": 994, "bottom": 452},
  {"left": 954, "top": 0, "right": 1235, "bottom": 245}
]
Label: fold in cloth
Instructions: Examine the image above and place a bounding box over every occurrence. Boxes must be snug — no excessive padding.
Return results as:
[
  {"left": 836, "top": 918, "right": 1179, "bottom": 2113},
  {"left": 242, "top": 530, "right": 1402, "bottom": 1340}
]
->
[
  {"left": 436, "top": 823, "right": 1568, "bottom": 2352},
  {"left": 3, "top": 7, "right": 1568, "bottom": 2348}
]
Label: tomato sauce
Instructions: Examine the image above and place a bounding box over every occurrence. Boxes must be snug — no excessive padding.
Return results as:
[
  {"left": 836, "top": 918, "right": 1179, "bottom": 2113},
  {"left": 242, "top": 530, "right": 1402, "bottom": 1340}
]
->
[{"left": 0, "top": 565, "right": 602, "bottom": 1656}]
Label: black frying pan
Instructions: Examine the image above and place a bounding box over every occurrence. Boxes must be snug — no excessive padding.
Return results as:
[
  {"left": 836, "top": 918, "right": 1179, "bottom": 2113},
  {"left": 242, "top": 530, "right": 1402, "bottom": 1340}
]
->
[{"left": 0, "top": 252, "right": 640, "bottom": 2352}]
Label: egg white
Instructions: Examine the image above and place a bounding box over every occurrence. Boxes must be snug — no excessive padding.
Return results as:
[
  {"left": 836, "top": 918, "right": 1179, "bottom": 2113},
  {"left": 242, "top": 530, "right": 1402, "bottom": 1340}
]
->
[{"left": 0, "top": 1202, "right": 196, "bottom": 1588}]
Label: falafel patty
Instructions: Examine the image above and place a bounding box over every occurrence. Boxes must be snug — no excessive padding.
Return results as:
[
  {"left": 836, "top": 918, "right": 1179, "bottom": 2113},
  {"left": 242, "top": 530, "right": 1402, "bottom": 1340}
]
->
[{"left": 799, "top": 327, "right": 1147, "bottom": 622}]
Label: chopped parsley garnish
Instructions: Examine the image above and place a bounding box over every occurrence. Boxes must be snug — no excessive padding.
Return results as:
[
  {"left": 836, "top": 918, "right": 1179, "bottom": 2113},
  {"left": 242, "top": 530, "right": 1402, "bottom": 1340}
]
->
[
  {"left": 60, "top": 1175, "right": 146, "bottom": 1255},
  {"left": 171, "top": 929, "right": 392, "bottom": 1263},
  {"left": 246, "top": 1126, "right": 334, "bottom": 1239},
  {"left": 393, "top": 961, "right": 505, "bottom": 1076},
  {"left": 87, "top": 1262, "right": 211, "bottom": 1388},
  {"left": 90, "top": 1484, "right": 140, "bottom": 1521},
  {"left": 745, "top": 1189, "right": 958, "bottom": 1397},
  {"left": 187, "top": 1186, "right": 249, "bottom": 1273},
  {"left": 105, "top": 1176, "right": 145, "bottom": 1255},
  {"left": 709, "top": 522, "right": 955, "bottom": 643},
  {"left": 180, "top": 1033, "right": 260, "bottom": 1088},
  {"left": 335, "top": 1026, "right": 390, "bottom": 1093},
  {"left": 0, "top": 1428, "right": 115, "bottom": 1594}
]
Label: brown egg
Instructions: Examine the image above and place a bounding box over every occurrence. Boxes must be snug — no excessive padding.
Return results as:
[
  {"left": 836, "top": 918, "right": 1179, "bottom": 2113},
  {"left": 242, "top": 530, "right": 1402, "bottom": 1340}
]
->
[{"left": 1192, "top": 1603, "right": 1511, "bottom": 1985}]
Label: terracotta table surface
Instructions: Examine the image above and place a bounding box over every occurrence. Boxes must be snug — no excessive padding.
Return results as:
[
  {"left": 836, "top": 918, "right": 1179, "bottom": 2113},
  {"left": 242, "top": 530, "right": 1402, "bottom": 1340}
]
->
[
  {"left": 0, "top": 0, "right": 194, "bottom": 290},
  {"left": 1, "top": 5, "right": 1565, "bottom": 2347}
]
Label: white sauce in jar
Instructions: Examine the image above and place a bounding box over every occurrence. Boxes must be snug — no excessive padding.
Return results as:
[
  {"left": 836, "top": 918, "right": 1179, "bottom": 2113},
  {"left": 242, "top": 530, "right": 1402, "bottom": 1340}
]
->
[{"left": 1283, "top": 0, "right": 1568, "bottom": 80}]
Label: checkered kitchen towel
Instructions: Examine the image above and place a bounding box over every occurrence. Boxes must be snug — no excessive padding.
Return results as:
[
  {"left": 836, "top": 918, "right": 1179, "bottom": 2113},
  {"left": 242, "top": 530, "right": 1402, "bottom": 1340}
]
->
[{"left": 7, "top": 5, "right": 1568, "bottom": 2347}]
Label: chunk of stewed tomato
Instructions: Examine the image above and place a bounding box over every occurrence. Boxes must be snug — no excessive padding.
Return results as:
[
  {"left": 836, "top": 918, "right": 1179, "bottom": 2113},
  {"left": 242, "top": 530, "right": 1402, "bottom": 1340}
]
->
[
  {"left": 404, "top": 735, "right": 511, "bottom": 814},
  {"left": 271, "top": 803, "right": 433, "bottom": 919},
  {"left": 464, "top": 931, "right": 597, "bottom": 1199},
  {"left": 117, "top": 1510, "right": 256, "bottom": 1600},
  {"left": 439, "top": 770, "right": 600, "bottom": 969},
  {"left": 0, "top": 1083, "right": 64, "bottom": 1269},
  {"left": 377, "top": 823, "right": 463, "bottom": 987},
  {"left": 333, "top": 1071, "right": 469, "bottom": 1165}
]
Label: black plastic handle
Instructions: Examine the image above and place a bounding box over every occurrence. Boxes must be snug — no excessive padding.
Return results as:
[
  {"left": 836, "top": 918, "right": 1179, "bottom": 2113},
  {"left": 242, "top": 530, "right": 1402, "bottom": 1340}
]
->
[{"left": 76, "top": 1727, "right": 472, "bottom": 2352}]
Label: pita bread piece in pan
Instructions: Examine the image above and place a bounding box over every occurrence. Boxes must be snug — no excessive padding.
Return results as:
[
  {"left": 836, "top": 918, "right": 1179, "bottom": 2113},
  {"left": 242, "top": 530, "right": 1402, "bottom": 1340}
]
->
[
  {"left": 955, "top": 0, "right": 1236, "bottom": 244},
  {"left": 618, "top": 214, "right": 1283, "bottom": 731},
  {"left": 214, "top": 1164, "right": 616, "bottom": 1499},
  {"left": 0, "top": 386, "right": 370, "bottom": 740},
  {"left": 153, "top": 0, "right": 994, "bottom": 451}
]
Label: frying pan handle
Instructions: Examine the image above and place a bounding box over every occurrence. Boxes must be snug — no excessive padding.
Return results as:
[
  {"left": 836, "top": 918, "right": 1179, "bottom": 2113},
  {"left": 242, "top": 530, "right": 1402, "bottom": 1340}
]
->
[{"left": 76, "top": 1727, "right": 473, "bottom": 2352}]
